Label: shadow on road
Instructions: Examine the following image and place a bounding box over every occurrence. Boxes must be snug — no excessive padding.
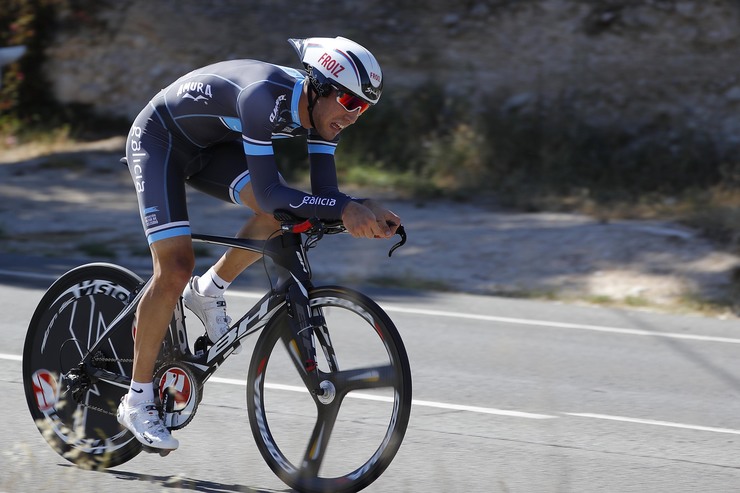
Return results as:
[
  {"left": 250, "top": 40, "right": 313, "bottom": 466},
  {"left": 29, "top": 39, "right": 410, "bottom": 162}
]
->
[{"left": 58, "top": 464, "right": 289, "bottom": 493}]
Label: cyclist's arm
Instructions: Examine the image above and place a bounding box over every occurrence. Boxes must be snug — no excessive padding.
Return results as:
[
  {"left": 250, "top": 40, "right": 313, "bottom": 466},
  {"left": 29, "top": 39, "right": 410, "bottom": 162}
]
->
[
  {"left": 306, "top": 130, "right": 362, "bottom": 204},
  {"left": 306, "top": 131, "right": 398, "bottom": 237},
  {"left": 244, "top": 152, "right": 353, "bottom": 220},
  {"left": 238, "top": 84, "right": 354, "bottom": 219}
]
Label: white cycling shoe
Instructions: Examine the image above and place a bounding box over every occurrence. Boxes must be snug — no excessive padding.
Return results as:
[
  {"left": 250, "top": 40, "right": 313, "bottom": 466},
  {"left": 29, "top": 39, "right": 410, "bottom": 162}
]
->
[
  {"left": 183, "top": 276, "right": 240, "bottom": 353},
  {"left": 117, "top": 398, "right": 179, "bottom": 451}
]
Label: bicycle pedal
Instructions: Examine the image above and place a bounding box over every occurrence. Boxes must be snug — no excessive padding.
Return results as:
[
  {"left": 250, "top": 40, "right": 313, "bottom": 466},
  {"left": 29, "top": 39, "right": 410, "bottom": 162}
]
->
[
  {"left": 142, "top": 445, "right": 173, "bottom": 457},
  {"left": 193, "top": 335, "right": 209, "bottom": 354}
]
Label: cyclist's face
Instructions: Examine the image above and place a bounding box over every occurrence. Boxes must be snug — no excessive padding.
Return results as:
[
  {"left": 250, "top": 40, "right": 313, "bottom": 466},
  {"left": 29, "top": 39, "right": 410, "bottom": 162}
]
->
[{"left": 314, "top": 88, "right": 361, "bottom": 140}]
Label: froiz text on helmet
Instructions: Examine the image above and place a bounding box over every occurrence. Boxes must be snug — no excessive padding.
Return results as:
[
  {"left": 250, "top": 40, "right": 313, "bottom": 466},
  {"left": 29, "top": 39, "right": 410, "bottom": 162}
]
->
[{"left": 317, "top": 52, "right": 346, "bottom": 78}]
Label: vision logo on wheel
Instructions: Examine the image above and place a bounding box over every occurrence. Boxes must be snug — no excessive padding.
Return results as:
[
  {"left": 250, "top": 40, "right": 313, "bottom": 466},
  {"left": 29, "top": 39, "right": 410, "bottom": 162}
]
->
[{"left": 31, "top": 369, "right": 59, "bottom": 412}]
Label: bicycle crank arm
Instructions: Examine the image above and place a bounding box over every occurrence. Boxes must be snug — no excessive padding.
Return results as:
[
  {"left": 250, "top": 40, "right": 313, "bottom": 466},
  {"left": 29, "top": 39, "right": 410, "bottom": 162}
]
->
[{"left": 85, "top": 365, "right": 131, "bottom": 387}]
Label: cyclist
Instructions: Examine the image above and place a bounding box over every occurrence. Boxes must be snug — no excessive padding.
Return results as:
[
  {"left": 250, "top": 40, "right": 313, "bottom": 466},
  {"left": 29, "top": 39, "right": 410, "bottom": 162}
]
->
[{"left": 117, "top": 36, "right": 400, "bottom": 451}]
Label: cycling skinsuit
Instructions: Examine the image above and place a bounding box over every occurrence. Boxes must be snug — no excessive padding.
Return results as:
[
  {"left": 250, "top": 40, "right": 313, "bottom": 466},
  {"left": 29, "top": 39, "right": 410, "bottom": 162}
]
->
[{"left": 125, "top": 59, "right": 357, "bottom": 244}]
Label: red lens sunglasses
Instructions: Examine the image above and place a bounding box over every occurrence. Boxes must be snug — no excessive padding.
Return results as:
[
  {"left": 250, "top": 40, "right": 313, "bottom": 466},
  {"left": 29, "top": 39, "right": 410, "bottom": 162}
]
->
[{"left": 334, "top": 87, "right": 371, "bottom": 115}]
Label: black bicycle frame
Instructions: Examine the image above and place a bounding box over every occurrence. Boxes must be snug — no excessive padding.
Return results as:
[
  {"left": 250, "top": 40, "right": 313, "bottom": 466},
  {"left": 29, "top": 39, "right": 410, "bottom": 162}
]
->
[{"left": 77, "top": 229, "right": 326, "bottom": 394}]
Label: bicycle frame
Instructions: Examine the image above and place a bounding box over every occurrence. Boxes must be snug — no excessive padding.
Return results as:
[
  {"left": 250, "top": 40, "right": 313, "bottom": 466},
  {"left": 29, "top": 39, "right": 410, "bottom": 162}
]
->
[{"left": 76, "top": 228, "right": 333, "bottom": 397}]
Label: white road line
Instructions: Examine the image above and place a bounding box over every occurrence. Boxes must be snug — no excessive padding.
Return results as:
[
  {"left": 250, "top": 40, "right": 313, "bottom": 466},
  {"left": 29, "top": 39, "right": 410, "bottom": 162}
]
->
[
  {"left": 210, "top": 376, "right": 555, "bottom": 419},
  {"left": 373, "top": 305, "right": 740, "bottom": 345},
  {"left": 4, "top": 355, "right": 738, "bottom": 433},
  {"left": 410, "top": 399, "right": 554, "bottom": 419},
  {"left": 226, "top": 291, "right": 740, "bottom": 345},
  {"left": 3, "top": 268, "right": 737, "bottom": 345},
  {"left": 567, "top": 413, "right": 740, "bottom": 436},
  {"left": 0, "top": 269, "right": 58, "bottom": 281},
  {"left": 0, "top": 352, "right": 551, "bottom": 420}
]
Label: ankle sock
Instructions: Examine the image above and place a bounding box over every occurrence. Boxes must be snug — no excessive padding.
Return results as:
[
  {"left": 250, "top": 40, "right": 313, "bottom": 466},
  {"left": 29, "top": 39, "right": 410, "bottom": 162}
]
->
[
  {"left": 127, "top": 380, "right": 154, "bottom": 406},
  {"left": 196, "top": 267, "right": 231, "bottom": 297}
]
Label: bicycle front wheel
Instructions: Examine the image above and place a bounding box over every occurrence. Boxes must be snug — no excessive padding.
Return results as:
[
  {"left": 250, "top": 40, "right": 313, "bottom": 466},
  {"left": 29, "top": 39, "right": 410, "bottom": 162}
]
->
[{"left": 247, "top": 286, "right": 412, "bottom": 493}]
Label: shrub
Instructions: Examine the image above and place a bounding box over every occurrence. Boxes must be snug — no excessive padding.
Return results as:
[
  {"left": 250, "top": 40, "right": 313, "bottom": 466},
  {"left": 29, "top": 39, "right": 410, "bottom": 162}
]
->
[
  {"left": 0, "top": 0, "right": 61, "bottom": 133},
  {"left": 0, "top": 1, "right": 127, "bottom": 142},
  {"left": 337, "top": 84, "right": 733, "bottom": 207}
]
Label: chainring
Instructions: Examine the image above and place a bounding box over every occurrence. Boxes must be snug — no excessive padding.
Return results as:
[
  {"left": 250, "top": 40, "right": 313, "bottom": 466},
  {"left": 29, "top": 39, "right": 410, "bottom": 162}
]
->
[{"left": 153, "top": 361, "right": 203, "bottom": 430}]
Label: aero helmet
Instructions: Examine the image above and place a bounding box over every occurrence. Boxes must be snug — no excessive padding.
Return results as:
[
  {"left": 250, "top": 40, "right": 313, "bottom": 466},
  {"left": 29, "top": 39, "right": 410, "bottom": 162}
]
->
[{"left": 288, "top": 36, "right": 383, "bottom": 106}]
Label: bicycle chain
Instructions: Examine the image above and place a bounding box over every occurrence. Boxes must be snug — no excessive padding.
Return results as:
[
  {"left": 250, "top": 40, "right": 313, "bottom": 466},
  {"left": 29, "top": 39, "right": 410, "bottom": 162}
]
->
[
  {"left": 83, "top": 402, "right": 117, "bottom": 416},
  {"left": 93, "top": 355, "right": 134, "bottom": 364},
  {"left": 71, "top": 354, "right": 136, "bottom": 417}
]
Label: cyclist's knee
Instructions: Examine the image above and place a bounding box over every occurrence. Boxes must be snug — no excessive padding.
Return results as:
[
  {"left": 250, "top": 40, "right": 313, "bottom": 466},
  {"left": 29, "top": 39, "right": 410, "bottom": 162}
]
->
[
  {"left": 238, "top": 186, "right": 280, "bottom": 230},
  {"left": 238, "top": 177, "right": 284, "bottom": 216},
  {"left": 239, "top": 183, "right": 260, "bottom": 211},
  {"left": 150, "top": 237, "right": 195, "bottom": 290},
  {"left": 253, "top": 209, "right": 280, "bottom": 228}
]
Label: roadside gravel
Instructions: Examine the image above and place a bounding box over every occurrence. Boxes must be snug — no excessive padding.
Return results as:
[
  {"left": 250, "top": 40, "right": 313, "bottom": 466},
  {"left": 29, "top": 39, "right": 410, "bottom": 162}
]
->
[{"left": 1, "top": 138, "right": 738, "bottom": 316}]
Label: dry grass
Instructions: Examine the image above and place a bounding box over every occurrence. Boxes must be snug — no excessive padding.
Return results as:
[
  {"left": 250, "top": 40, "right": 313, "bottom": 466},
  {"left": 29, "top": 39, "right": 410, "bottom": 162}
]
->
[{"left": 0, "top": 131, "right": 125, "bottom": 164}]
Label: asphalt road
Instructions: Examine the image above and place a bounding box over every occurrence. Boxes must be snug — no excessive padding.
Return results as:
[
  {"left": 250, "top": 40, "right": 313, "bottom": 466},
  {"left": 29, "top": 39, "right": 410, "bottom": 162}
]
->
[{"left": 2, "top": 264, "right": 740, "bottom": 492}]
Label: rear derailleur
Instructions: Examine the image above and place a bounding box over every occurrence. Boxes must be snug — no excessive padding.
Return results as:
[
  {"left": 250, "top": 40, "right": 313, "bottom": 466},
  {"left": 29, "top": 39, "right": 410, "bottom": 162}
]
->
[{"left": 60, "top": 364, "right": 92, "bottom": 403}]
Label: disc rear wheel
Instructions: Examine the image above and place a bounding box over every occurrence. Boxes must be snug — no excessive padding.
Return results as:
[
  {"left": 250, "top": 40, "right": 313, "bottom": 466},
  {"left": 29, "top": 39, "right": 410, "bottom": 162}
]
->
[{"left": 23, "top": 263, "right": 144, "bottom": 469}]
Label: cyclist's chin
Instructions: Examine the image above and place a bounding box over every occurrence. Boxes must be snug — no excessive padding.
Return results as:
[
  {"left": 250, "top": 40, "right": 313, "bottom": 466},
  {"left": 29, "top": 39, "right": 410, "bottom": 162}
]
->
[{"left": 317, "top": 125, "right": 340, "bottom": 141}]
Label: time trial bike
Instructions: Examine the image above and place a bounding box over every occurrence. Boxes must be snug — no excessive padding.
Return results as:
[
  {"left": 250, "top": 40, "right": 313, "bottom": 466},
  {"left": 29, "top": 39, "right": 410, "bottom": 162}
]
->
[{"left": 22, "top": 213, "right": 411, "bottom": 493}]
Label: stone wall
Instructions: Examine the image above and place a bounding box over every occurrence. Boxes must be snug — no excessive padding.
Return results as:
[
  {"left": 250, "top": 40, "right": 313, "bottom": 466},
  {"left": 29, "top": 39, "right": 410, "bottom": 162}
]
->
[{"left": 45, "top": 0, "right": 740, "bottom": 148}]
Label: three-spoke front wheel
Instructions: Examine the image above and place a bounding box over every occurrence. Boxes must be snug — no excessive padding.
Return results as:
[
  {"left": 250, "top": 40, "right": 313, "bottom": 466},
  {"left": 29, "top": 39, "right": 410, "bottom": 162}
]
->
[{"left": 247, "top": 286, "right": 412, "bottom": 493}]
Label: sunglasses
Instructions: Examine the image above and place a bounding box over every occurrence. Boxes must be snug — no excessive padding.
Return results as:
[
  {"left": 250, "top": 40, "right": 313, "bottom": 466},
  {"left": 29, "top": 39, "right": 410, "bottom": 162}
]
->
[{"left": 334, "top": 87, "right": 371, "bottom": 115}]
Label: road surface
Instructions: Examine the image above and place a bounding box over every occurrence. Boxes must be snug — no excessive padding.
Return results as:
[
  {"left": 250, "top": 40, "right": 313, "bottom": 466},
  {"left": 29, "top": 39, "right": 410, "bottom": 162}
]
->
[{"left": 1, "top": 265, "right": 740, "bottom": 492}]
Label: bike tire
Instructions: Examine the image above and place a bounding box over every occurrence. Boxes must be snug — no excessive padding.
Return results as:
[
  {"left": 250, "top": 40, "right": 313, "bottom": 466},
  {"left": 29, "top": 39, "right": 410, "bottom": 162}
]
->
[
  {"left": 246, "top": 286, "right": 412, "bottom": 493},
  {"left": 23, "top": 263, "right": 145, "bottom": 469}
]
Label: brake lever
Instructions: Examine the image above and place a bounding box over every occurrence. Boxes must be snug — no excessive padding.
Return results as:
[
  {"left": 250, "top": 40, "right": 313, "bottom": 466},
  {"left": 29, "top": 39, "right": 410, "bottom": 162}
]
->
[{"left": 388, "top": 225, "right": 407, "bottom": 257}]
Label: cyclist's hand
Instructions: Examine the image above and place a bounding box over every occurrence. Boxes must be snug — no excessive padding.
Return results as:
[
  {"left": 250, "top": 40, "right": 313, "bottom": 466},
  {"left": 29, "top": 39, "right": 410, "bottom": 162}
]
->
[
  {"left": 376, "top": 210, "right": 401, "bottom": 237},
  {"left": 342, "top": 201, "right": 389, "bottom": 238},
  {"left": 363, "top": 199, "right": 401, "bottom": 237}
]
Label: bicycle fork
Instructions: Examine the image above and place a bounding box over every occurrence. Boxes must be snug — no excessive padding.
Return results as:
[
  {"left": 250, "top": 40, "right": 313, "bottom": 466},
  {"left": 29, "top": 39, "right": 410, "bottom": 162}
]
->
[{"left": 285, "top": 282, "right": 335, "bottom": 397}]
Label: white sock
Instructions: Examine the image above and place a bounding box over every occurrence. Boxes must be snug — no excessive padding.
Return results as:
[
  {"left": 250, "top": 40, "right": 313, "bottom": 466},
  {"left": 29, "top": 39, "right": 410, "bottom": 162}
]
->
[
  {"left": 196, "top": 267, "right": 231, "bottom": 297},
  {"left": 127, "top": 380, "right": 154, "bottom": 406}
]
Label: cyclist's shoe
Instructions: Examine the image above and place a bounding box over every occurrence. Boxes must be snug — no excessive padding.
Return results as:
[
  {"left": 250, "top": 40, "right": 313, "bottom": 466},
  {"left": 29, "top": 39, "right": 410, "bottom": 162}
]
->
[
  {"left": 116, "top": 398, "right": 179, "bottom": 451},
  {"left": 183, "top": 276, "right": 240, "bottom": 352}
]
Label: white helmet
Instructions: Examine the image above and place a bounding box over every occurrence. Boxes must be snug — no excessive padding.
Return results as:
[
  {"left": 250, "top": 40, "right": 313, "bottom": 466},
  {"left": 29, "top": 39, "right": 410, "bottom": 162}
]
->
[{"left": 288, "top": 36, "right": 383, "bottom": 105}]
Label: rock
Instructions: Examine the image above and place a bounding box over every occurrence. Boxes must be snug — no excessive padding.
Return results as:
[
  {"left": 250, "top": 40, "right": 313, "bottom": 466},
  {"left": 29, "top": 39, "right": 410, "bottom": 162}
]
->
[
  {"left": 725, "top": 86, "right": 740, "bottom": 101},
  {"left": 443, "top": 13, "right": 461, "bottom": 27},
  {"left": 34, "top": 1, "right": 740, "bottom": 151}
]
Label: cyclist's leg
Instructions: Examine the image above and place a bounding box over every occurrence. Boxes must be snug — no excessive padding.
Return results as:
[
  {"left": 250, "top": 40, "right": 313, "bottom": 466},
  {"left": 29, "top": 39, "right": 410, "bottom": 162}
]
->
[
  {"left": 215, "top": 184, "right": 281, "bottom": 281},
  {"left": 123, "top": 104, "right": 195, "bottom": 449},
  {"left": 127, "top": 105, "right": 196, "bottom": 382},
  {"left": 132, "top": 236, "right": 193, "bottom": 383},
  {"left": 186, "top": 142, "right": 282, "bottom": 282}
]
